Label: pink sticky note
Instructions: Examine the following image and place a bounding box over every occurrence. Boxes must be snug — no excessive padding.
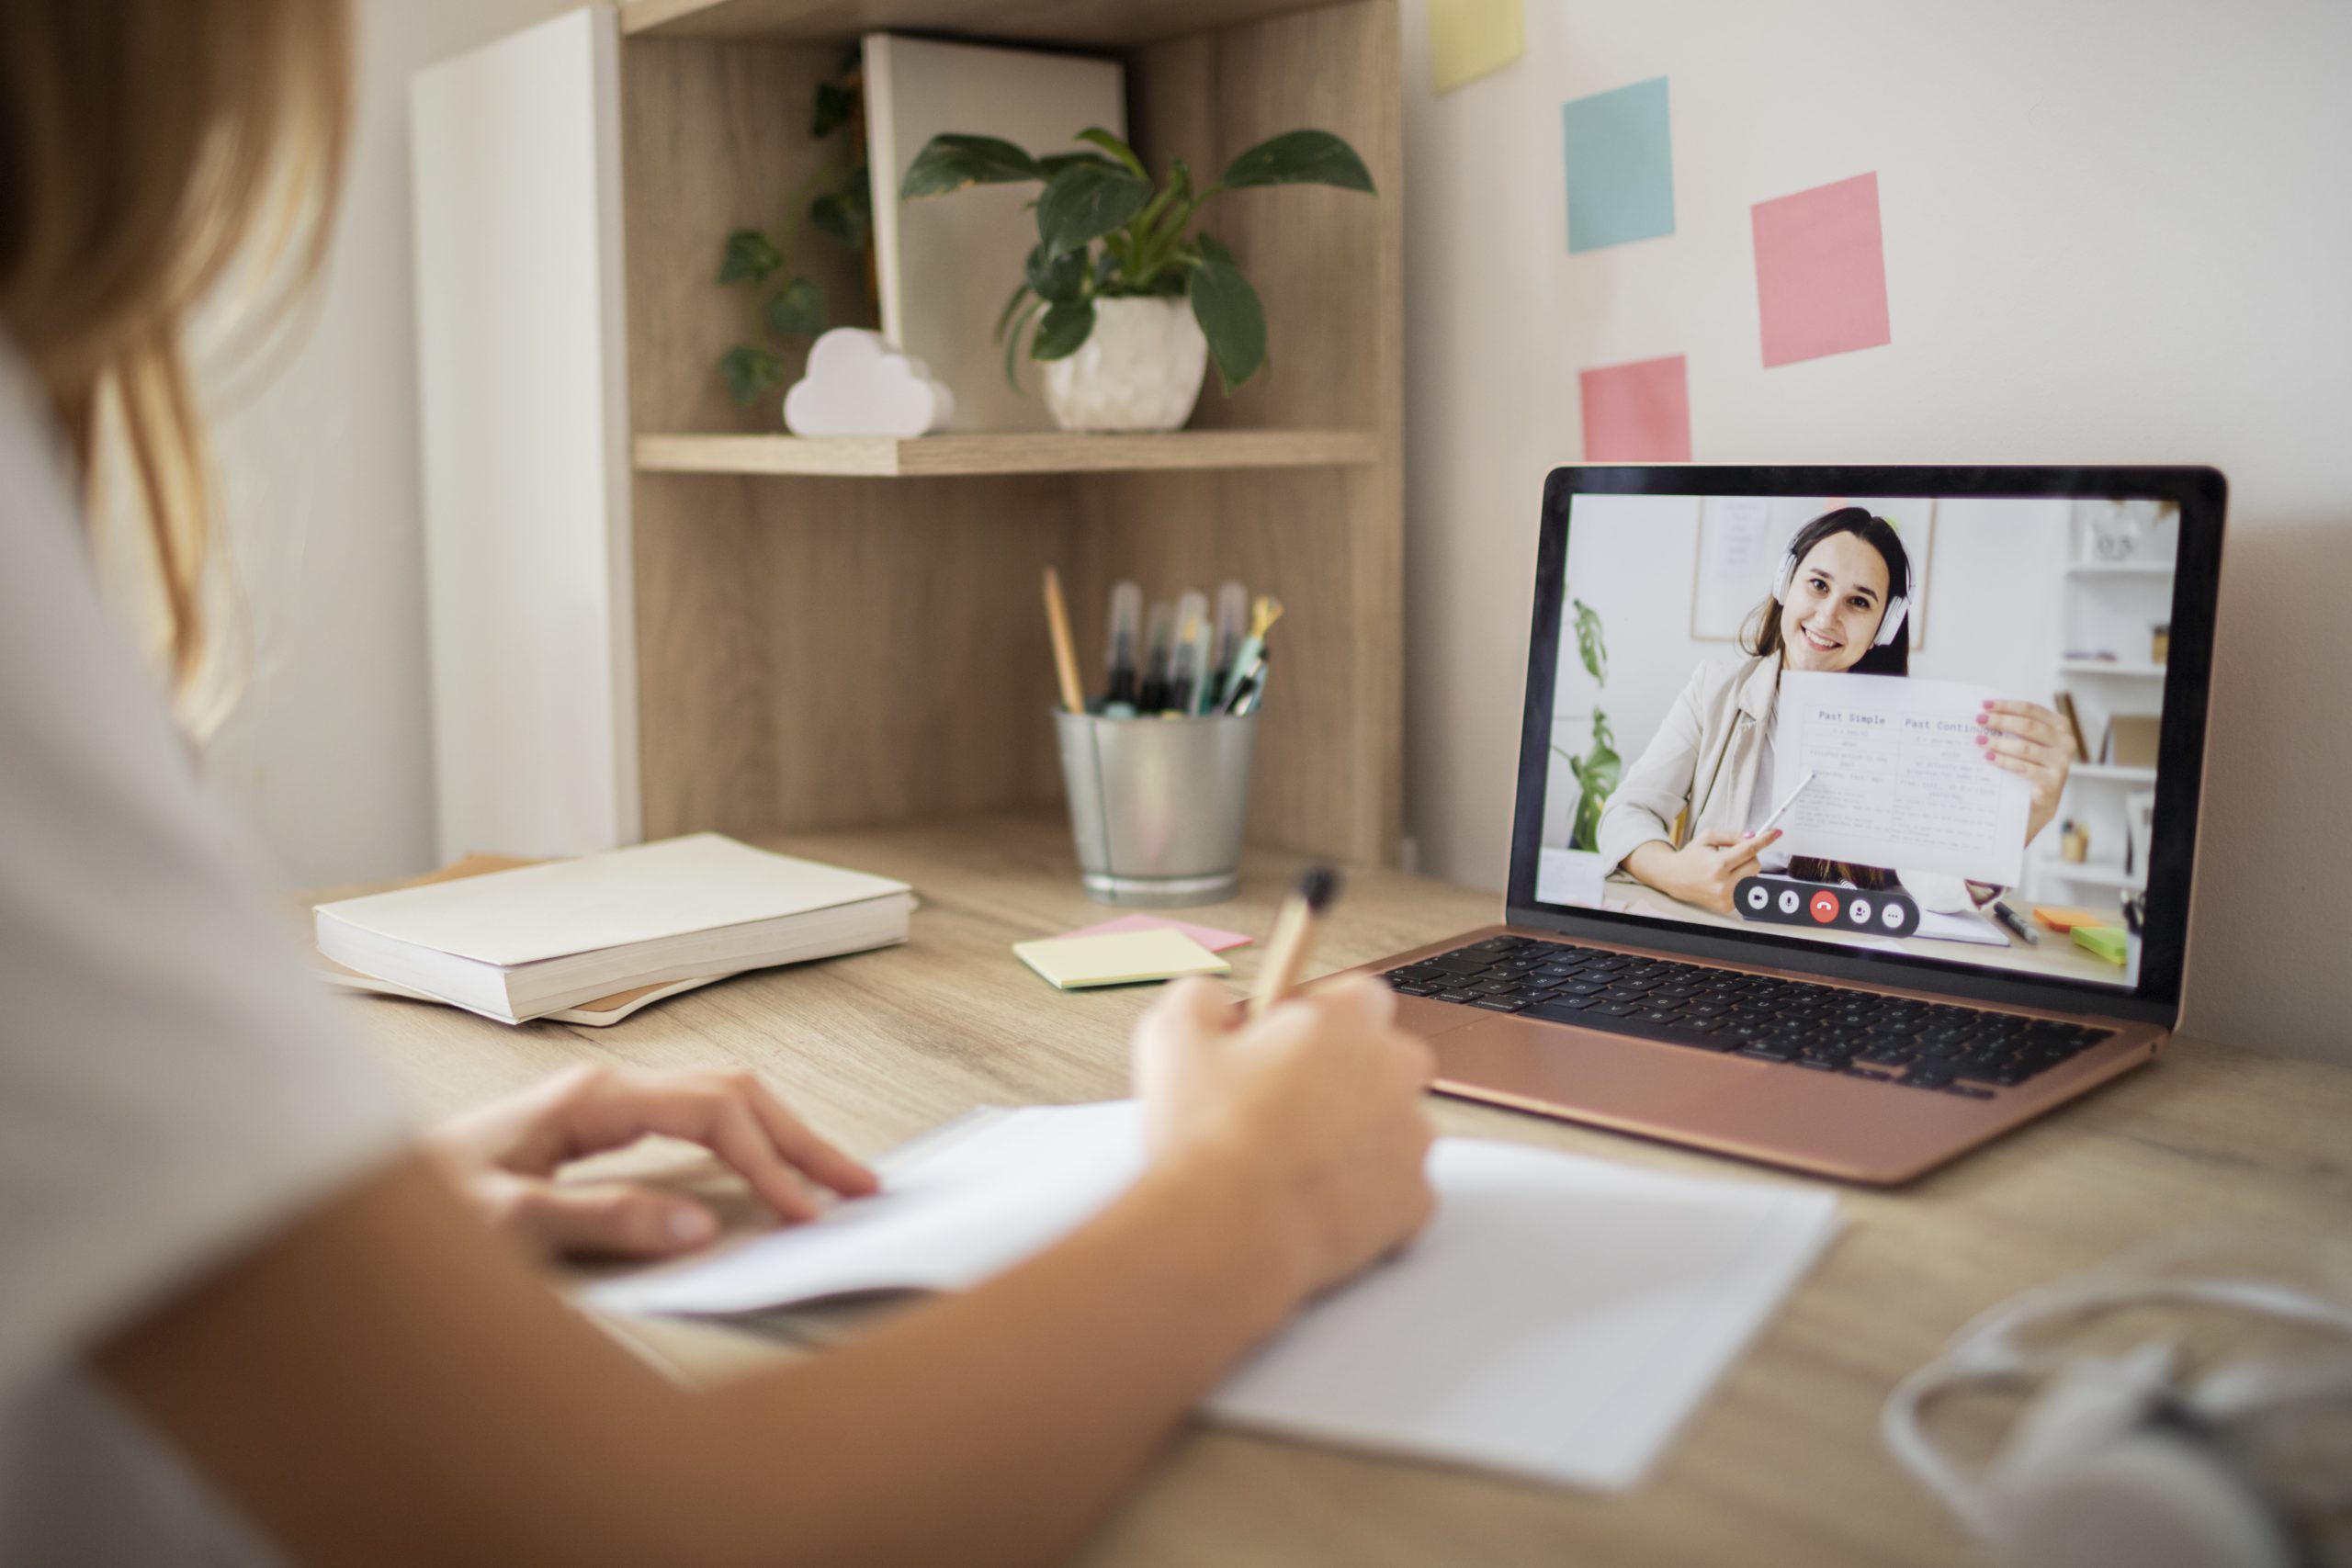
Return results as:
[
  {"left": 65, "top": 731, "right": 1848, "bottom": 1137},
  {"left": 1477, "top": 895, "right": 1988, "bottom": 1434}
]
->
[
  {"left": 1751, "top": 172, "right": 1891, "bottom": 367},
  {"left": 1578, "top": 354, "right": 1690, "bottom": 462},
  {"left": 1057, "top": 913, "right": 1253, "bottom": 953}
]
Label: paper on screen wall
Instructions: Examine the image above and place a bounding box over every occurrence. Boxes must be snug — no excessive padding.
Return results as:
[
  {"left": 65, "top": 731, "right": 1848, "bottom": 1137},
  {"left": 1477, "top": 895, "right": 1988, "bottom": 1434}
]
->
[{"left": 1775, "top": 672, "right": 2031, "bottom": 886}]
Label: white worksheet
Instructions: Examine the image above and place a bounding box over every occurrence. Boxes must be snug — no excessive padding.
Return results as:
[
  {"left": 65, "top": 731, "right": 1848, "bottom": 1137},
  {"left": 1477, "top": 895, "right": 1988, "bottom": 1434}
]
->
[{"left": 1775, "top": 672, "right": 2031, "bottom": 886}]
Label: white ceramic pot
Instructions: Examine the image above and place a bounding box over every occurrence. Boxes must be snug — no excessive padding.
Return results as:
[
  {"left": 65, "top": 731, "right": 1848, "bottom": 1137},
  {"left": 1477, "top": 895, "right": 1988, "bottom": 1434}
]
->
[{"left": 1041, "top": 297, "right": 1208, "bottom": 433}]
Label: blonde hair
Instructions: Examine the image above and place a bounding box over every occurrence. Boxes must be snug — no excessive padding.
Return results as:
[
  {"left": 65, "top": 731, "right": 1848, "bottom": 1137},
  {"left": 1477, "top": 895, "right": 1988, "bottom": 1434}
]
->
[{"left": 0, "top": 0, "right": 353, "bottom": 714}]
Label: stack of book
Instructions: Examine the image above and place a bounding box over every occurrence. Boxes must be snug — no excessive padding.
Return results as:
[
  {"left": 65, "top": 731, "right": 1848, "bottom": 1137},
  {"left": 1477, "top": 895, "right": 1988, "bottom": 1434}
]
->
[{"left": 313, "top": 834, "right": 915, "bottom": 1025}]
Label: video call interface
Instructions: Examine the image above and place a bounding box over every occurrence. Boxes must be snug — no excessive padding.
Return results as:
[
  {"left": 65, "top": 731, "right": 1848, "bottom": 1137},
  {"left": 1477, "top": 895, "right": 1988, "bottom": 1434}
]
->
[{"left": 1533, "top": 491, "right": 2179, "bottom": 989}]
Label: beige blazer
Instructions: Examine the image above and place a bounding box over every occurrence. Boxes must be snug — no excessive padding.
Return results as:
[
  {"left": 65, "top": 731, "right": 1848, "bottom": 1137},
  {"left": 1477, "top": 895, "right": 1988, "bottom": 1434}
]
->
[{"left": 1595, "top": 655, "right": 1781, "bottom": 874}]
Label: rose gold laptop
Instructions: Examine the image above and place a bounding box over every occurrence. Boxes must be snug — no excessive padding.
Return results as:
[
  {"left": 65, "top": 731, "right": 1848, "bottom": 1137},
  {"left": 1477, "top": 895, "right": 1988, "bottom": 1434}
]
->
[{"left": 1353, "top": 465, "right": 2225, "bottom": 1185}]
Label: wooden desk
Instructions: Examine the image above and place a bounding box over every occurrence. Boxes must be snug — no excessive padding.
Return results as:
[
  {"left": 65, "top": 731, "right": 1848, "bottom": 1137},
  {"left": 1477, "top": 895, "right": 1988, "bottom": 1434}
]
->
[{"left": 340, "top": 814, "right": 2352, "bottom": 1568}]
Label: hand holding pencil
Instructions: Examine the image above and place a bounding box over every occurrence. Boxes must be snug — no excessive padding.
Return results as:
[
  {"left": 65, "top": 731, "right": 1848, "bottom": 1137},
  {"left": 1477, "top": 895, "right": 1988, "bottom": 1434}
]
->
[{"left": 1129, "top": 869, "right": 1438, "bottom": 1300}]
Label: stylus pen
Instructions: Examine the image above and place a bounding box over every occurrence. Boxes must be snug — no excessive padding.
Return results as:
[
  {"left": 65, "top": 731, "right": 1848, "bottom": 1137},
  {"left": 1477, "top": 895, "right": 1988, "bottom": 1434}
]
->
[
  {"left": 1750, "top": 770, "right": 1819, "bottom": 839},
  {"left": 1990, "top": 900, "right": 2039, "bottom": 946},
  {"left": 1250, "top": 866, "right": 1340, "bottom": 1020}
]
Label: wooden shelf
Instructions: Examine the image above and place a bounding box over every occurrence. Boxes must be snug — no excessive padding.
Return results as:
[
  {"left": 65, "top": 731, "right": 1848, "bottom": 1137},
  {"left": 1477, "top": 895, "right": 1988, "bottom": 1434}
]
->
[
  {"left": 2066, "top": 562, "right": 2174, "bottom": 578},
  {"left": 633, "top": 429, "right": 1382, "bottom": 478},
  {"left": 620, "top": 0, "right": 1339, "bottom": 45}
]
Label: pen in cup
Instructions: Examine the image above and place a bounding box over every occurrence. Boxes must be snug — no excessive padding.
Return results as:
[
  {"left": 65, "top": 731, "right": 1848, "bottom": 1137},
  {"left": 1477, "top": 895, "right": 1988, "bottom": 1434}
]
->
[
  {"left": 1042, "top": 567, "right": 1085, "bottom": 716},
  {"left": 1103, "top": 581, "right": 1141, "bottom": 715},
  {"left": 1138, "top": 602, "right": 1174, "bottom": 713}
]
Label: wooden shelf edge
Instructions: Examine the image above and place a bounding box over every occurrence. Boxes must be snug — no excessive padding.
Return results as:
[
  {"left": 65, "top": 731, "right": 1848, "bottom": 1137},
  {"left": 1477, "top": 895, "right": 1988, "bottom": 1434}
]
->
[
  {"left": 620, "top": 0, "right": 1350, "bottom": 45},
  {"left": 632, "top": 429, "right": 1381, "bottom": 478}
]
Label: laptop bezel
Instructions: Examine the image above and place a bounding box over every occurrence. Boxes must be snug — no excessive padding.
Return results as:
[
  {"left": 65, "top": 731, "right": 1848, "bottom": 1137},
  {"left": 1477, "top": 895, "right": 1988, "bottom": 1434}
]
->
[{"left": 1503, "top": 464, "right": 2226, "bottom": 1028}]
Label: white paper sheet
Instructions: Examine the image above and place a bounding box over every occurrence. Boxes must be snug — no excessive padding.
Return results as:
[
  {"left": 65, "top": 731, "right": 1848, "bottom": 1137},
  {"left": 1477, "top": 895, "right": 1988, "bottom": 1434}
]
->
[
  {"left": 586, "top": 1103, "right": 1840, "bottom": 1491},
  {"left": 1777, "top": 672, "right": 2031, "bottom": 886}
]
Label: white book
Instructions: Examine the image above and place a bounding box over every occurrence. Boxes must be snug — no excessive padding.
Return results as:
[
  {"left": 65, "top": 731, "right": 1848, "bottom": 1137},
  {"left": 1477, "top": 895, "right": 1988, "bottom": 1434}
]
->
[
  {"left": 865, "top": 34, "right": 1126, "bottom": 432},
  {"left": 313, "top": 834, "right": 914, "bottom": 1024},
  {"left": 586, "top": 1102, "right": 1840, "bottom": 1490}
]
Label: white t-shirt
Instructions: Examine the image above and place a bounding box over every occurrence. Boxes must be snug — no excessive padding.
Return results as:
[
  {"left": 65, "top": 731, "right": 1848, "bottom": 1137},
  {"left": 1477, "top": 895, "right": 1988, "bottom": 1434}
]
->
[{"left": 0, "top": 343, "right": 410, "bottom": 1562}]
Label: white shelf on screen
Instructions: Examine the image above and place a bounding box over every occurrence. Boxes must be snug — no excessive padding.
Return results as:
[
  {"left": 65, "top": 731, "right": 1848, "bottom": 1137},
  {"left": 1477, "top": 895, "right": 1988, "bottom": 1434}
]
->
[
  {"left": 2065, "top": 561, "right": 2175, "bottom": 578},
  {"left": 2069, "top": 763, "right": 2158, "bottom": 783},
  {"left": 2041, "top": 860, "right": 2143, "bottom": 891},
  {"left": 2059, "top": 660, "right": 2167, "bottom": 678}
]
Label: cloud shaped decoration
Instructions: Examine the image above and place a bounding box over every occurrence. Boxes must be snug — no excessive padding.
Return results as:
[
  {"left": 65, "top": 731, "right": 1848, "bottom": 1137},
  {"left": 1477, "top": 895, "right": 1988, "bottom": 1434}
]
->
[{"left": 784, "top": 328, "right": 955, "bottom": 438}]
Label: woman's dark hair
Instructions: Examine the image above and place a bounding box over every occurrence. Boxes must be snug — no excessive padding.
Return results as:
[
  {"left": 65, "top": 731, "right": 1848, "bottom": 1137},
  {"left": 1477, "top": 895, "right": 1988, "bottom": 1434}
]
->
[
  {"left": 1743, "top": 507, "right": 1915, "bottom": 890},
  {"left": 1740, "top": 507, "right": 1913, "bottom": 677}
]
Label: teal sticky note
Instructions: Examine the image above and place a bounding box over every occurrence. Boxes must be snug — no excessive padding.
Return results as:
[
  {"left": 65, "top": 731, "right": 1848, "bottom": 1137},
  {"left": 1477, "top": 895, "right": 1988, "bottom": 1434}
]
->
[{"left": 1561, "top": 77, "right": 1675, "bottom": 253}]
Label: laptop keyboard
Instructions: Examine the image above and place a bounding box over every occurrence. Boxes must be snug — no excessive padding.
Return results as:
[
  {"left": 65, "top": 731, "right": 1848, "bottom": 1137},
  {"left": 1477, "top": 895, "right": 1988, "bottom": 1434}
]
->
[{"left": 1385, "top": 935, "right": 2110, "bottom": 1098}]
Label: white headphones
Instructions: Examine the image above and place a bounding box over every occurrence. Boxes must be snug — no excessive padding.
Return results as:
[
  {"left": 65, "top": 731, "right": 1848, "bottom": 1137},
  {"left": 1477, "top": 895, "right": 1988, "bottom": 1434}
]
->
[
  {"left": 1777, "top": 535, "right": 1909, "bottom": 649},
  {"left": 1883, "top": 1258, "right": 2352, "bottom": 1568}
]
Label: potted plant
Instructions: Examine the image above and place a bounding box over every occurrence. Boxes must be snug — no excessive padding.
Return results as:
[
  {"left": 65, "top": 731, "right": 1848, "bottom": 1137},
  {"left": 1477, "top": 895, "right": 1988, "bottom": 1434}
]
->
[
  {"left": 898, "top": 125, "right": 1374, "bottom": 432},
  {"left": 1549, "top": 598, "right": 1622, "bottom": 904}
]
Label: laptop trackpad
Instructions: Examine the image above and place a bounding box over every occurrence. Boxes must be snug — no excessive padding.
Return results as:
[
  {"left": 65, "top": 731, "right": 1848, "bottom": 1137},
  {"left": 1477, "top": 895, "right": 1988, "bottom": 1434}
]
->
[{"left": 1429, "top": 1014, "right": 1751, "bottom": 1122}]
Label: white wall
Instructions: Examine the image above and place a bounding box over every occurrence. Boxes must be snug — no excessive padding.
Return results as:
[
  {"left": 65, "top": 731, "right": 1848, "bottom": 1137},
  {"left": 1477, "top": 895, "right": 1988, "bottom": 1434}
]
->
[
  {"left": 202, "top": 0, "right": 585, "bottom": 888},
  {"left": 1401, "top": 0, "right": 2352, "bottom": 1061}
]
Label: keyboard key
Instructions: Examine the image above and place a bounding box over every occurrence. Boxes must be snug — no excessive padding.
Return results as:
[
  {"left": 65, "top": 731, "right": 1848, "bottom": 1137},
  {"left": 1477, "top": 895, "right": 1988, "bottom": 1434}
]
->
[
  {"left": 1474, "top": 998, "right": 1527, "bottom": 1013},
  {"left": 1391, "top": 983, "right": 1433, "bottom": 997}
]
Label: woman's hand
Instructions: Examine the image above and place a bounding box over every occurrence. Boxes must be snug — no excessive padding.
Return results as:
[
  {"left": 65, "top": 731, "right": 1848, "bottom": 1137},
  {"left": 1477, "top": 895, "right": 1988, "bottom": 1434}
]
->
[
  {"left": 1625, "top": 829, "right": 1781, "bottom": 915},
  {"left": 424, "top": 1064, "right": 877, "bottom": 1261},
  {"left": 1131, "top": 976, "right": 1436, "bottom": 1304},
  {"left": 1979, "top": 698, "right": 2074, "bottom": 847}
]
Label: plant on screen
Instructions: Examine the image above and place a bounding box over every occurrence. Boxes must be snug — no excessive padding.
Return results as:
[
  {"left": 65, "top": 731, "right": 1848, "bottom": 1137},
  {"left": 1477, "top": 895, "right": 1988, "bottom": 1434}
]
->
[
  {"left": 1562, "top": 598, "right": 1620, "bottom": 852},
  {"left": 896, "top": 125, "right": 1374, "bottom": 392}
]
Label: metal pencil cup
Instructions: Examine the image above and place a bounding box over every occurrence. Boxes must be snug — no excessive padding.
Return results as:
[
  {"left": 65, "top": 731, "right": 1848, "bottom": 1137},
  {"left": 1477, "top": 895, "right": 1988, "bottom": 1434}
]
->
[{"left": 1053, "top": 708, "right": 1260, "bottom": 907}]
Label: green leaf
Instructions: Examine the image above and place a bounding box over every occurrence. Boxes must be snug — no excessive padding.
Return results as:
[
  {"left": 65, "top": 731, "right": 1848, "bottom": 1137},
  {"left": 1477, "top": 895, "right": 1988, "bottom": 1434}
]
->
[
  {"left": 1036, "top": 164, "right": 1152, "bottom": 258},
  {"left": 811, "top": 81, "right": 854, "bottom": 138},
  {"left": 718, "top": 230, "right": 784, "bottom": 285},
  {"left": 1187, "top": 256, "right": 1265, "bottom": 391},
  {"left": 808, "top": 178, "right": 870, "bottom": 251},
  {"left": 900, "top": 133, "right": 1045, "bottom": 198},
  {"left": 1038, "top": 151, "right": 1125, "bottom": 177},
  {"left": 1023, "top": 241, "right": 1089, "bottom": 306},
  {"left": 993, "top": 280, "right": 1033, "bottom": 343},
  {"left": 1220, "top": 129, "right": 1375, "bottom": 193},
  {"left": 1194, "top": 231, "right": 1236, "bottom": 267},
  {"left": 718, "top": 344, "right": 783, "bottom": 407},
  {"left": 1571, "top": 597, "right": 1608, "bottom": 684},
  {"left": 763, "top": 276, "right": 826, "bottom": 339},
  {"left": 1002, "top": 299, "right": 1044, "bottom": 389},
  {"left": 1074, "top": 127, "right": 1148, "bottom": 180},
  {"left": 1030, "top": 299, "right": 1096, "bottom": 361}
]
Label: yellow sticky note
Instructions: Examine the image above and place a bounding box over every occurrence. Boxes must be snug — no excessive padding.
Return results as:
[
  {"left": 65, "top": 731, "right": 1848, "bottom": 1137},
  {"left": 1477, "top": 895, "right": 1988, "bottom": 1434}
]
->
[
  {"left": 2072, "top": 925, "right": 2130, "bottom": 966},
  {"left": 1429, "top": 0, "right": 1524, "bottom": 96},
  {"left": 1014, "top": 929, "right": 1230, "bottom": 990}
]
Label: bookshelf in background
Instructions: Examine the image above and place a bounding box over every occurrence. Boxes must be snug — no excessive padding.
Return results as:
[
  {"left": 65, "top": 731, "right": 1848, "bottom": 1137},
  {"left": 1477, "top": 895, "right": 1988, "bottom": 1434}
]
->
[{"left": 414, "top": 0, "right": 1403, "bottom": 867}]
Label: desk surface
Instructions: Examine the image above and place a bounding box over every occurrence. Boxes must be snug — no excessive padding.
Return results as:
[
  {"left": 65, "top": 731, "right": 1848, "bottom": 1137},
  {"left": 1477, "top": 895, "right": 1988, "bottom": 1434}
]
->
[{"left": 339, "top": 813, "right": 2352, "bottom": 1568}]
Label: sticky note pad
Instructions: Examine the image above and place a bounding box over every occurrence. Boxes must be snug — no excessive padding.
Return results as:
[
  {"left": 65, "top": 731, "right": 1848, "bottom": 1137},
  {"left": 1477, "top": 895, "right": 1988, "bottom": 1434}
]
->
[
  {"left": 1428, "top": 0, "right": 1523, "bottom": 96},
  {"left": 1561, "top": 77, "right": 1675, "bottom": 253},
  {"left": 2072, "top": 925, "right": 2129, "bottom": 966},
  {"left": 1751, "top": 171, "right": 1892, "bottom": 367},
  {"left": 1056, "top": 912, "right": 1253, "bottom": 953},
  {"left": 2032, "top": 906, "right": 2106, "bottom": 932},
  {"left": 1014, "top": 929, "right": 1230, "bottom": 990},
  {"left": 1580, "top": 354, "right": 1690, "bottom": 462}
]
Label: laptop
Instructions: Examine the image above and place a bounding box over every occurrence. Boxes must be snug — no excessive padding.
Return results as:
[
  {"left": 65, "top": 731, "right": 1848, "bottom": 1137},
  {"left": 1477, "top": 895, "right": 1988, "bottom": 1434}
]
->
[{"left": 1353, "top": 465, "right": 2225, "bottom": 1184}]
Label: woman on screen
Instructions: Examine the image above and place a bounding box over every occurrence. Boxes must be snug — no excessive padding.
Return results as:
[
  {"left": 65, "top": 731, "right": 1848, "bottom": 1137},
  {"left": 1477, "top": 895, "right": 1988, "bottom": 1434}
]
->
[{"left": 1597, "top": 508, "right": 2074, "bottom": 915}]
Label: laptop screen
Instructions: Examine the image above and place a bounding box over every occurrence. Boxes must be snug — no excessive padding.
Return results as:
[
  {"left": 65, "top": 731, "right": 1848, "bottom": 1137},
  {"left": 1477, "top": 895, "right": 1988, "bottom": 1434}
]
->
[{"left": 1513, "top": 469, "right": 2222, "bottom": 1006}]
